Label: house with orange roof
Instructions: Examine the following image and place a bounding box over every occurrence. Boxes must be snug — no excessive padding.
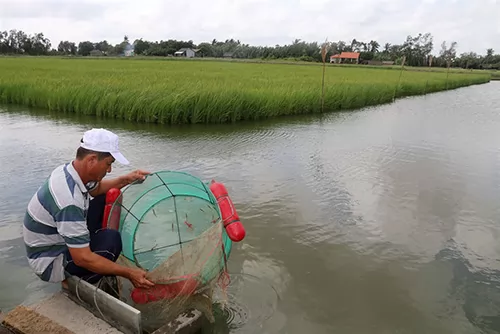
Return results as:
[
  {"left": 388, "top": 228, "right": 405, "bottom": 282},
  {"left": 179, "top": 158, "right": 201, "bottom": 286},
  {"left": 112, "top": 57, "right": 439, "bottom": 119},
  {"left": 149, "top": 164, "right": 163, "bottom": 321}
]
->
[{"left": 330, "top": 52, "right": 360, "bottom": 64}]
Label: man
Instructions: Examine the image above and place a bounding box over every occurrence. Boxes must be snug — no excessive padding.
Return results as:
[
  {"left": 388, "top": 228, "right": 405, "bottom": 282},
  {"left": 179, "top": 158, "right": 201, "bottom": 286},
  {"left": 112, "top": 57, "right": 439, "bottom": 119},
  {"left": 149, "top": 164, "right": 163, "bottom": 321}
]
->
[{"left": 22, "top": 128, "right": 155, "bottom": 291}]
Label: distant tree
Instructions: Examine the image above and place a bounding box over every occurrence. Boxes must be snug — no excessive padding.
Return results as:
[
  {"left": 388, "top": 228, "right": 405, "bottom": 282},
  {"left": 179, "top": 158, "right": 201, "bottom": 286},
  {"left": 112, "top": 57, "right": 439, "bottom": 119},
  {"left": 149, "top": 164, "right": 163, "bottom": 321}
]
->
[
  {"left": 369, "top": 40, "right": 380, "bottom": 53},
  {"left": 440, "top": 41, "right": 458, "bottom": 67},
  {"left": 58, "top": 41, "right": 77, "bottom": 55},
  {"left": 456, "top": 52, "right": 480, "bottom": 69},
  {"left": 77, "top": 41, "right": 94, "bottom": 56},
  {"left": 197, "top": 42, "right": 214, "bottom": 57},
  {"left": 95, "top": 40, "right": 110, "bottom": 52},
  {"left": 132, "top": 39, "right": 150, "bottom": 55}
]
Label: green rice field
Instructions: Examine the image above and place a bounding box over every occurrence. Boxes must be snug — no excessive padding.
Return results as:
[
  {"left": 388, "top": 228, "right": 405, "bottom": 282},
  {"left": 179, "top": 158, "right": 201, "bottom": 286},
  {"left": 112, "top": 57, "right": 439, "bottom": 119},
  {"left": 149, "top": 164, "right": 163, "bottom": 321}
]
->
[{"left": 0, "top": 57, "right": 492, "bottom": 124}]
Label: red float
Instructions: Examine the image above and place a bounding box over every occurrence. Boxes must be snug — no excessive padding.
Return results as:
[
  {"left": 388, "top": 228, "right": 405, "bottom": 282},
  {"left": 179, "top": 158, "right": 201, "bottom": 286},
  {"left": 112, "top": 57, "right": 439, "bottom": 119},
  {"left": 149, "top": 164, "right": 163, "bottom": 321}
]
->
[
  {"left": 101, "top": 188, "right": 122, "bottom": 230},
  {"left": 131, "top": 277, "right": 199, "bottom": 304},
  {"left": 209, "top": 180, "right": 246, "bottom": 242}
]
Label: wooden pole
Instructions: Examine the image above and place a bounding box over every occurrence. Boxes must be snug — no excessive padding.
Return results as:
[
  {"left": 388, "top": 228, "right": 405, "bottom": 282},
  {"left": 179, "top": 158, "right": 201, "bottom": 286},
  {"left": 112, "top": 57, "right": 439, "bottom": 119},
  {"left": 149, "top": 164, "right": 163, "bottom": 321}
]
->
[
  {"left": 321, "top": 38, "right": 329, "bottom": 113},
  {"left": 394, "top": 55, "right": 406, "bottom": 101}
]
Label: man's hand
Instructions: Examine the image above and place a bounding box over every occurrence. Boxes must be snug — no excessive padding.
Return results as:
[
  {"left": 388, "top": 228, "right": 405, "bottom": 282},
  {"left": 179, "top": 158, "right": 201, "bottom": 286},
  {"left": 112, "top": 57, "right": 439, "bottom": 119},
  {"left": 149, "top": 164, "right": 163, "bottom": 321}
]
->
[
  {"left": 68, "top": 247, "right": 154, "bottom": 288},
  {"left": 127, "top": 268, "right": 155, "bottom": 289},
  {"left": 89, "top": 169, "right": 151, "bottom": 197},
  {"left": 122, "top": 169, "right": 150, "bottom": 186}
]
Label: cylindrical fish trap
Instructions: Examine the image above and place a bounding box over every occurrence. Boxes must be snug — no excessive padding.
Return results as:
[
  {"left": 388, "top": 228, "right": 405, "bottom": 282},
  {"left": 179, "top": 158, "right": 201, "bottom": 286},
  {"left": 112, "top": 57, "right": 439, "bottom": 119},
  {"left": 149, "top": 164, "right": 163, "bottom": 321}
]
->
[{"left": 105, "top": 171, "right": 232, "bottom": 329}]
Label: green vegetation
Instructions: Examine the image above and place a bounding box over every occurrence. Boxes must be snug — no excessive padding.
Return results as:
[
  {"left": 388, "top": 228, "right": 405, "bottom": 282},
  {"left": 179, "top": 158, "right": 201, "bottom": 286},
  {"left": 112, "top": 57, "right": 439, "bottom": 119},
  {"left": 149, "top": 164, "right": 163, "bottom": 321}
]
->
[
  {"left": 0, "top": 57, "right": 491, "bottom": 124},
  {"left": 2, "top": 29, "right": 500, "bottom": 71}
]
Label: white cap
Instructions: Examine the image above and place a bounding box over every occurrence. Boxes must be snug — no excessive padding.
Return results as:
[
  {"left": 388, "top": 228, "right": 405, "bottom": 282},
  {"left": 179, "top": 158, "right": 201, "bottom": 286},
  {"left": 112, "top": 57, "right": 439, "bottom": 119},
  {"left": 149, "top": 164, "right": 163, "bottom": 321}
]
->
[{"left": 80, "top": 128, "right": 130, "bottom": 165}]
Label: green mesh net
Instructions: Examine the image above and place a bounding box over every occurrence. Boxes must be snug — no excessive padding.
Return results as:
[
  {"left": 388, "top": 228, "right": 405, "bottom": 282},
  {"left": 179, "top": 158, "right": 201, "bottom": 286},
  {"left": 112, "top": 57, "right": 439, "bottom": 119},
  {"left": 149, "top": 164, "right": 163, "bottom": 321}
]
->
[{"left": 105, "top": 171, "right": 232, "bottom": 332}]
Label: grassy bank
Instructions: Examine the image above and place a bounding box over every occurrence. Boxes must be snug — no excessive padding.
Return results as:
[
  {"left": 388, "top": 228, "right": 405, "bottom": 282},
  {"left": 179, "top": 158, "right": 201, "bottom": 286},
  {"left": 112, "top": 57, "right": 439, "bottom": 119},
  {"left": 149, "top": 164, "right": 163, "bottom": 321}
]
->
[{"left": 0, "top": 57, "right": 491, "bottom": 124}]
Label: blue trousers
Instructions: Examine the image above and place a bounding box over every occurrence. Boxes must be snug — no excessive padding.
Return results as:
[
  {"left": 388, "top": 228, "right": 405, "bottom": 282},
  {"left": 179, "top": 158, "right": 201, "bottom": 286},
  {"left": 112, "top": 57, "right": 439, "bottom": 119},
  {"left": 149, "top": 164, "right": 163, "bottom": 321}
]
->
[{"left": 64, "top": 194, "right": 123, "bottom": 284}]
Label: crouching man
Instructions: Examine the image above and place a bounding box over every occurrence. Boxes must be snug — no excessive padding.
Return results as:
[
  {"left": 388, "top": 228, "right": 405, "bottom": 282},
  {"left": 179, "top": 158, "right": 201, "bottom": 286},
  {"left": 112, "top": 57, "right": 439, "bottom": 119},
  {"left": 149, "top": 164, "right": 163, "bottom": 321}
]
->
[{"left": 22, "top": 128, "right": 155, "bottom": 291}]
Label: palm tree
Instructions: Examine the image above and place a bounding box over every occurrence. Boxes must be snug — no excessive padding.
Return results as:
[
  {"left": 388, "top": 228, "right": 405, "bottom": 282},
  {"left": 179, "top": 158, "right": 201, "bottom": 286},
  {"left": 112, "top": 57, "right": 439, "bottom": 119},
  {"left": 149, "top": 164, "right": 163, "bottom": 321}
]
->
[
  {"left": 369, "top": 40, "right": 380, "bottom": 53},
  {"left": 384, "top": 43, "right": 391, "bottom": 53}
]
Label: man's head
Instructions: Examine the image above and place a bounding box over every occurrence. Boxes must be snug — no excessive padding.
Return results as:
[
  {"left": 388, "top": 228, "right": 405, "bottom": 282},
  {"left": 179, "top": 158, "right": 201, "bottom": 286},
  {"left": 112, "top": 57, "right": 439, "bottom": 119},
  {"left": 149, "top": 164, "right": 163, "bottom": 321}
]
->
[{"left": 75, "top": 128, "right": 129, "bottom": 182}]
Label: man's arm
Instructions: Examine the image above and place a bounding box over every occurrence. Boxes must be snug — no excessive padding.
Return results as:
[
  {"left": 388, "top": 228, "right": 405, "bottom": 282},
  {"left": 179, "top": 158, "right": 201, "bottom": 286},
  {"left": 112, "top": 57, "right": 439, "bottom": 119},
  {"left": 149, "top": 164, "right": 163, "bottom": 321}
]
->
[
  {"left": 89, "top": 177, "right": 129, "bottom": 197},
  {"left": 55, "top": 204, "right": 154, "bottom": 289},
  {"left": 89, "top": 169, "right": 150, "bottom": 197},
  {"left": 68, "top": 246, "right": 154, "bottom": 289},
  {"left": 69, "top": 246, "right": 129, "bottom": 277}
]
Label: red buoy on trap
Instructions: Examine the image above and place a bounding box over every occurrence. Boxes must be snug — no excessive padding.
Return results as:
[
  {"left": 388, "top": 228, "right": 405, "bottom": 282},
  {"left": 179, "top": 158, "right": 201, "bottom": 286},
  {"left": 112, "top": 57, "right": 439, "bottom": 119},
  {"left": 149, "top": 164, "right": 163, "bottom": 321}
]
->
[
  {"left": 209, "top": 180, "right": 246, "bottom": 242},
  {"left": 101, "top": 188, "right": 122, "bottom": 230}
]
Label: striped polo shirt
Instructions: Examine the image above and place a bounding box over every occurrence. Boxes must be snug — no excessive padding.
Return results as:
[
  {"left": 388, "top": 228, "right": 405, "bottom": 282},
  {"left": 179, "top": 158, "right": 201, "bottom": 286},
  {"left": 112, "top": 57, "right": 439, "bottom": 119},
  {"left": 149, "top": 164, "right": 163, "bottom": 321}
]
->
[{"left": 22, "top": 161, "right": 98, "bottom": 283}]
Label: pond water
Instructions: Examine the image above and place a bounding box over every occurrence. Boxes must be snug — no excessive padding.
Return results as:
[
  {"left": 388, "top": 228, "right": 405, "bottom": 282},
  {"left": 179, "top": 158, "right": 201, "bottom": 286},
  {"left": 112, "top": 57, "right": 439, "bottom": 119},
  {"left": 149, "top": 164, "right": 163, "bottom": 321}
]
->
[{"left": 1, "top": 82, "right": 500, "bottom": 333}]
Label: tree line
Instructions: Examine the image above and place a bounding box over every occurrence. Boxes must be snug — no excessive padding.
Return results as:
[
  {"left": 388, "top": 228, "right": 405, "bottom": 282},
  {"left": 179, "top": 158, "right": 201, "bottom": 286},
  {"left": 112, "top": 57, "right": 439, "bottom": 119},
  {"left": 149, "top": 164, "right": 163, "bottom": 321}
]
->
[{"left": 1, "top": 29, "right": 499, "bottom": 70}]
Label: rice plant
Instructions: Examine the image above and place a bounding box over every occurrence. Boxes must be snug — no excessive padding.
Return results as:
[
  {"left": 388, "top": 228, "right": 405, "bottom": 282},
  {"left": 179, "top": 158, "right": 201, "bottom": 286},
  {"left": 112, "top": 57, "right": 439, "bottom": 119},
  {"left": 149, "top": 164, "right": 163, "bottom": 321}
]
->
[{"left": 0, "top": 57, "right": 491, "bottom": 124}]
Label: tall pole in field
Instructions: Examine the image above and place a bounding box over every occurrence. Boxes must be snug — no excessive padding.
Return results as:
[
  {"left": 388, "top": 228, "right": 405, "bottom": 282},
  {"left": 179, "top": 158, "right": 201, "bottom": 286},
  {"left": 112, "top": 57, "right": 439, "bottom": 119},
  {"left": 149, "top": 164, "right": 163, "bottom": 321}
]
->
[
  {"left": 321, "top": 38, "right": 330, "bottom": 113},
  {"left": 446, "top": 59, "right": 451, "bottom": 89},
  {"left": 394, "top": 55, "right": 406, "bottom": 101}
]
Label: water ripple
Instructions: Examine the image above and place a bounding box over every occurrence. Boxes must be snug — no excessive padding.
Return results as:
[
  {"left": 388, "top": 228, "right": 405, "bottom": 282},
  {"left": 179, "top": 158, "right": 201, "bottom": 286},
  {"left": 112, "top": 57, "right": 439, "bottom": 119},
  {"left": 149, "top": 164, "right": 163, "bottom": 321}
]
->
[{"left": 209, "top": 273, "right": 279, "bottom": 333}]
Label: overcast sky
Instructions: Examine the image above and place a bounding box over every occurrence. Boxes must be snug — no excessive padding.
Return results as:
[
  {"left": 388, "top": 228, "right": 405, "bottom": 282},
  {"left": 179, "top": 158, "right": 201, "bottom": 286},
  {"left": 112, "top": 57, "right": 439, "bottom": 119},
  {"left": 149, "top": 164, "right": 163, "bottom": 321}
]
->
[{"left": 0, "top": 0, "right": 498, "bottom": 55}]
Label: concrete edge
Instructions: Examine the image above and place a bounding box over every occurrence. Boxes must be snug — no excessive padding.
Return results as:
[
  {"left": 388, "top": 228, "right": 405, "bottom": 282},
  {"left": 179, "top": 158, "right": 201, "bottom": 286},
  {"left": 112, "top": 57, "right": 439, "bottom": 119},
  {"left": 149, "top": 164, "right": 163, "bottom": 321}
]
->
[
  {"left": 1, "top": 305, "right": 75, "bottom": 334},
  {"left": 0, "top": 326, "right": 12, "bottom": 334},
  {"left": 0, "top": 311, "right": 14, "bottom": 334},
  {"left": 1, "top": 280, "right": 209, "bottom": 334},
  {"left": 64, "top": 276, "right": 141, "bottom": 334}
]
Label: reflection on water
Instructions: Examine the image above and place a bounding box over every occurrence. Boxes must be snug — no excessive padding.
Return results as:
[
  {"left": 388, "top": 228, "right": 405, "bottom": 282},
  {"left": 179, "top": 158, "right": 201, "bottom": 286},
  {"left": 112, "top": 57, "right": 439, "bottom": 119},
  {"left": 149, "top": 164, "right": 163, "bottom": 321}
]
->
[
  {"left": 1, "top": 82, "right": 500, "bottom": 333},
  {"left": 435, "top": 243, "right": 500, "bottom": 334}
]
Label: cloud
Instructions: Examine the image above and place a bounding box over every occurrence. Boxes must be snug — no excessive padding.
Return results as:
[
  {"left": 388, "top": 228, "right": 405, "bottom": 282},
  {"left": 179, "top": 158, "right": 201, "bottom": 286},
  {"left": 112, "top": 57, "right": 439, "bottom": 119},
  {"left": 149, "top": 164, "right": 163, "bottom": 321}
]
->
[
  {"left": 0, "top": 0, "right": 107, "bottom": 20},
  {"left": 0, "top": 0, "right": 498, "bottom": 54}
]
